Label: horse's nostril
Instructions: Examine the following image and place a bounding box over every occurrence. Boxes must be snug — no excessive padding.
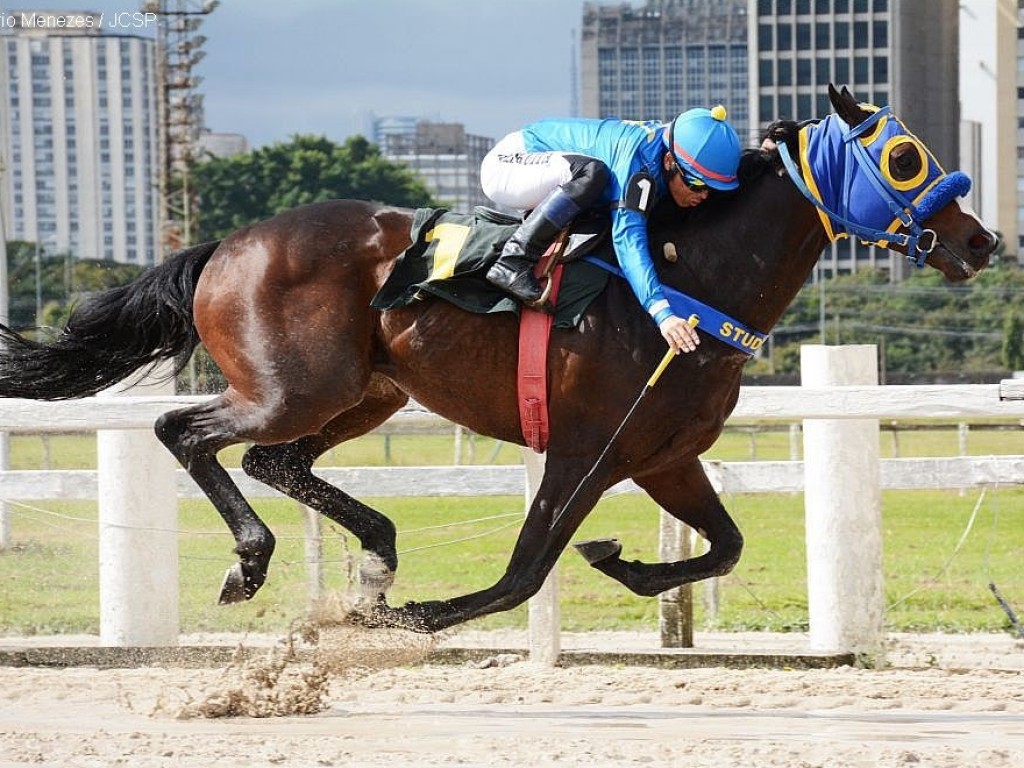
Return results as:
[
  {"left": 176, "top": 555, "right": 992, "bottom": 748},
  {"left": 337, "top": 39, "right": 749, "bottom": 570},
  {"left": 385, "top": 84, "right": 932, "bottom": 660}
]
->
[{"left": 969, "top": 231, "right": 997, "bottom": 254}]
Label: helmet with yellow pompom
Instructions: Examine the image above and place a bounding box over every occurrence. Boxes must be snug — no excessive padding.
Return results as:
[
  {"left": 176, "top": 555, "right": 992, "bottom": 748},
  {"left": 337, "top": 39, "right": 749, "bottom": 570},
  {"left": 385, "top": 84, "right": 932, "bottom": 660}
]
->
[{"left": 664, "top": 105, "right": 741, "bottom": 191}]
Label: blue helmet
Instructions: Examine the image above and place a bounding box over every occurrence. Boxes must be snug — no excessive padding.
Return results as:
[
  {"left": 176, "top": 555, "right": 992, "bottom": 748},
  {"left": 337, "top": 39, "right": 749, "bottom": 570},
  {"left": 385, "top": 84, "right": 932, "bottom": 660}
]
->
[{"left": 664, "top": 105, "right": 741, "bottom": 191}]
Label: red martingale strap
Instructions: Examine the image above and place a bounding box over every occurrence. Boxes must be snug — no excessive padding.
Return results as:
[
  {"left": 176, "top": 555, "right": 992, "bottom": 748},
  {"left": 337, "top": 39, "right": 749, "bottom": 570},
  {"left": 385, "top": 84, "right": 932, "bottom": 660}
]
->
[{"left": 517, "top": 243, "right": 565, "bottom": 453}]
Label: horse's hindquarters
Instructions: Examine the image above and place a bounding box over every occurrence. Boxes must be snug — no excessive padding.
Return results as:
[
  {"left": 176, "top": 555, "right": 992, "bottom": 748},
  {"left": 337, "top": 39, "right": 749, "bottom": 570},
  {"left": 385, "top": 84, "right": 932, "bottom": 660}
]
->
[{"left": 194, "top": 201, "right": 413, "bottom": 444}]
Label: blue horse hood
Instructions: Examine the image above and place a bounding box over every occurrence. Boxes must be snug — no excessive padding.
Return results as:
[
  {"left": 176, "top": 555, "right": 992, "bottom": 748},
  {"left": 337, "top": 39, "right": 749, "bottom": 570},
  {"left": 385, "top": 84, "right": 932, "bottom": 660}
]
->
[{"left": 797, "top": 109, "right": 971, "bottom": 245}]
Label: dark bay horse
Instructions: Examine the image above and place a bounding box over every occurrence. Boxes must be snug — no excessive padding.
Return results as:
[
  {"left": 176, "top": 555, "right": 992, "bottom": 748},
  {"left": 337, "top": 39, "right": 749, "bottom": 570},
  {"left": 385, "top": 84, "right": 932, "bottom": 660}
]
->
[{"left": 0, "top": 87, "right": 997, "bottom": 632}]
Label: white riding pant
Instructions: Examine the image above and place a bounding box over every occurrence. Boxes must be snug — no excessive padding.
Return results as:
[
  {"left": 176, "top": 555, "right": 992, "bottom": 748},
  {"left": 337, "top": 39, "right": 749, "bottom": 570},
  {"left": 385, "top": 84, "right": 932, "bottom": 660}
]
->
[{"left": 480, "top": 131, "right": 577, "bottom": 211}]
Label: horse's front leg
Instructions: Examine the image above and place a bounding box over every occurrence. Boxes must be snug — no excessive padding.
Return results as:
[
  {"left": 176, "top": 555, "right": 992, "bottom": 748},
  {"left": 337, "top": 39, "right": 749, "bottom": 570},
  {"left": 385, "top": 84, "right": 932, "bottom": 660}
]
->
[
  {"left": 575, "top": 458, "right": 744, "bottom": 596},
  {"left": 364, "top": 456, "right": 608, "bottom": 633}
]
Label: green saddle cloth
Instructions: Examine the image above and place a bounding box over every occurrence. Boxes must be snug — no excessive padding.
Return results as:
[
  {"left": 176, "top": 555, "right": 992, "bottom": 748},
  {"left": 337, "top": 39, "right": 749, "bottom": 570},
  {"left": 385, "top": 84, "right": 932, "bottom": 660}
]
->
[{"left": 371, "top": 207, "right": 610, "bottom": 329}]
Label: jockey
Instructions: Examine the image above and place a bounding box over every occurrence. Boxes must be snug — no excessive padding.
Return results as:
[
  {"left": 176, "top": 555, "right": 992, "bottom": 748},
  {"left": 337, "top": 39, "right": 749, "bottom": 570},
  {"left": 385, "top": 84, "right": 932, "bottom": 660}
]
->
[{"left": 480, "top": 106, "right": 742, "bottom": 354}]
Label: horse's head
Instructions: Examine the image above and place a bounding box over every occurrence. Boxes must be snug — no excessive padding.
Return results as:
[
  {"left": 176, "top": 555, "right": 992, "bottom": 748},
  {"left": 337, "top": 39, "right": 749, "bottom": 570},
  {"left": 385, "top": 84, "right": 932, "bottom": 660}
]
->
[{"left": 776, "top": 84, "right": 998, "bottom": 282}]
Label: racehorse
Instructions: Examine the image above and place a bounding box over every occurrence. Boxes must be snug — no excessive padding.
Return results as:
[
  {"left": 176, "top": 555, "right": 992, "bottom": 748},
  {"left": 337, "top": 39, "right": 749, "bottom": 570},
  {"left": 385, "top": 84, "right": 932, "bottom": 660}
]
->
[{"left": 0, "top": 86, "right": 996, "bottom": 632}]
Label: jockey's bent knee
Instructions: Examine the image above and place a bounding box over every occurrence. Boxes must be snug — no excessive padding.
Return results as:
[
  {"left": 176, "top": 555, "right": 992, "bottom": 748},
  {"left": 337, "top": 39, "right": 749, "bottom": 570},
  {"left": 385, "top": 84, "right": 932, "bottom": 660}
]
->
[{"left": 561, "top": 155, "right": 611, "bottom": 209}]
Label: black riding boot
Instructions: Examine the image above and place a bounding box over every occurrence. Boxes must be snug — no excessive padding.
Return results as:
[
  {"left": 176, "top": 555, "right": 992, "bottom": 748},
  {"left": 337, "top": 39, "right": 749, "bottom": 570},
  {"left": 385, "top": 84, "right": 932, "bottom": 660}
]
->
[{"left": 487, "top": 187, "right": 582, "bottom": 305}]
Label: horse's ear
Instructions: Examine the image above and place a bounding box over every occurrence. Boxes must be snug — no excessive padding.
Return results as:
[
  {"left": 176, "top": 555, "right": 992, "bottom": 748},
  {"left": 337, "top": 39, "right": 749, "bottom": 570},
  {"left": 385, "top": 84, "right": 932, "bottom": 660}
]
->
[{"left": 828, "top": 83, "right": 871, "bottom": 127}]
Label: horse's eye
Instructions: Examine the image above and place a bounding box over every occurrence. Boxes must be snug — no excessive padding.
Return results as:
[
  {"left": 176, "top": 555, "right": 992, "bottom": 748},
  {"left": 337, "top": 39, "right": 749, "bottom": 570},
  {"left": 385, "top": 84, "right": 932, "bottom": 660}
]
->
[
  {"left": 891, "top": 143, "right": 922, "bottom": 177},
  {"left": 880, "top": 136, "right": 928, "bottom": 191}
]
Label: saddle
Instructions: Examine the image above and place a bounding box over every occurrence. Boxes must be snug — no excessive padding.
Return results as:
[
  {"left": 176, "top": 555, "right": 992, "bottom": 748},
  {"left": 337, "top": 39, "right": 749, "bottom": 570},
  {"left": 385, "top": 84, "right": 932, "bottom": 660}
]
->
[
  {"left": 372, "top": 206, "right": 614, "bottom": 453},
  {"left": 372, "top": 207, "right": 612, "bottom": 321}
]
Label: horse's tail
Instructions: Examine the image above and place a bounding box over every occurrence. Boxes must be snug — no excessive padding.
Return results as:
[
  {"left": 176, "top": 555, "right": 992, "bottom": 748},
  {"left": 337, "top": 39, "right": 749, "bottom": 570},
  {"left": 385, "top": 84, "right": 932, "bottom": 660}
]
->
[{"left": 0, "top": 240, "right": 221, "bottom": 400}]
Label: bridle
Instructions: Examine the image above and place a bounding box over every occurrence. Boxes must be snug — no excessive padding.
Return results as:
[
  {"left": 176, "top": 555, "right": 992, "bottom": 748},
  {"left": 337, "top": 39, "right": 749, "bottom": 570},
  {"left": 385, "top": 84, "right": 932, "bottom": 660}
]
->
[{"left": 777, "top": 106, "right": 940, "bottom": 268}]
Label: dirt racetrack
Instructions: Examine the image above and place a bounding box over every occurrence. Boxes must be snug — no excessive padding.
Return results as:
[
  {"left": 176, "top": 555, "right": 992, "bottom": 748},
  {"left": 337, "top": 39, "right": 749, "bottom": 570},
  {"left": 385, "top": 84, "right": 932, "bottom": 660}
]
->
[{"left": 1, "top": 629, "right": 1022, "bottom": 768}]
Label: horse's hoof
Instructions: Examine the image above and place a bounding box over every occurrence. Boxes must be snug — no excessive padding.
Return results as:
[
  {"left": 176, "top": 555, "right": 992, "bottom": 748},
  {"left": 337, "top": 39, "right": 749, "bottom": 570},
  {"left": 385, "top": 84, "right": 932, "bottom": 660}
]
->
[
  {"left": 343, "top": 603, "right": 383, "bottom": 629},
  {"left": 574, "top": 538, "right": 623, "bottom": 565},
  {"left": 358, "top": 553, "right": 396, "bottom": 601},
  {"left": 343, "top": 600, "right": 434, "bottom": 634},
  {"left": 218, "top": 563, "right": 249, "bottom": 605}
]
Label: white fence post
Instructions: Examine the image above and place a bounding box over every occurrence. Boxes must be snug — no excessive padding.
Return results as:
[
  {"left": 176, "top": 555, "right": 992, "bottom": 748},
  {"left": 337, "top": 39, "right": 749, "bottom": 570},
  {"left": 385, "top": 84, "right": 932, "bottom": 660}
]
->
[
  {"left": 97, "top": 368, "right": 180, "bottom": 647},
  {"left": 801, "top": 345, "right": 884, "bottom": 658},
  {"left": 303, "top": 504, "right": 325, "bottom": 610},
  {"left": 658, "top": 510, "right": 693, "bottom": 647},
  {"left": 0, "top": 433, "right": 9, "bottom": 551},
  {"left": 523, "top": 449, "right": 559, "bottom": 665}
]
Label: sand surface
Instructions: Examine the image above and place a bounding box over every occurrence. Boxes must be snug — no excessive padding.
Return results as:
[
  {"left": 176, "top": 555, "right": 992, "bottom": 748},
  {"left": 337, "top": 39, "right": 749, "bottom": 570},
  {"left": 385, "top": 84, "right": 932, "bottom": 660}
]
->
[{"left": 1, "top": 629, "right": 1022, "bottom": 767}]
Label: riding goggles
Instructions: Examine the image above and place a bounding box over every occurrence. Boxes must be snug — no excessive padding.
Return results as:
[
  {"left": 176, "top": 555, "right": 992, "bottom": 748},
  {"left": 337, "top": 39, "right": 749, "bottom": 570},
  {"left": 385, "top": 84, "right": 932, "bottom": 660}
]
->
[
  {"left": 681, "top": 172, "right": 708, "bottom": 193},
  {"left": 668, "top": 157, "right": 709, "bottom": 193}
]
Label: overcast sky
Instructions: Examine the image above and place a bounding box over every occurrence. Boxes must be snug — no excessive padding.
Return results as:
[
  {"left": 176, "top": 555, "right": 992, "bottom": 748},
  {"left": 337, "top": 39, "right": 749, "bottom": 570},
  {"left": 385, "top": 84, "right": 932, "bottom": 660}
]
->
[{"left": 2, "top": 0, "right": 587, "bottom": 146}]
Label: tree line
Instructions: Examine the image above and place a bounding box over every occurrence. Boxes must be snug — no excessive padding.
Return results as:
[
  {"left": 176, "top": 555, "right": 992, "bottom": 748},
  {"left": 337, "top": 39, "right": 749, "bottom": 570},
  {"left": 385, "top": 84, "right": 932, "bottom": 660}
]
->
[
  {"left": 2, "top": 241, "right": 145, "bottom": 331},
  {"left": 748, "top": 263, "right": 1024, "bottom": 379},
  {"left": 191, "top": 134, "right": 436, "bottom": 241}
]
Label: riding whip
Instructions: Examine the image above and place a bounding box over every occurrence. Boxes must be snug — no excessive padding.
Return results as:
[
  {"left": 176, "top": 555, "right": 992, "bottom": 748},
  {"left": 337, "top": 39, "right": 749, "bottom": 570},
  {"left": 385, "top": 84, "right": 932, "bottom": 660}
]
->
[{"left": 548, "top": 315, "right": 699, "bottom": 531}]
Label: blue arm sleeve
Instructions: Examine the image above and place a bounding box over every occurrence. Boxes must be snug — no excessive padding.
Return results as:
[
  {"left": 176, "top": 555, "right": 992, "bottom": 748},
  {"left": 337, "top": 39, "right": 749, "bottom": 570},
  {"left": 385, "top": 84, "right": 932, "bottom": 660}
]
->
[{"left": 610, "top": 207, "right": 674, "bottom": 325}]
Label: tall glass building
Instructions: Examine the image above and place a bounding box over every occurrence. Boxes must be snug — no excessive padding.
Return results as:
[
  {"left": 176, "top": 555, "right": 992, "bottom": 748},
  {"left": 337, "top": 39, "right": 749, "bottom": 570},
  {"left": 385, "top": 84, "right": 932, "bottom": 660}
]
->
[
  {"left": 0, "top": 12, "right": 159, "bottom": 265},
  {"left": 751, "top": 0, "right": 960, "bottom": 278},
  {"left": 580, "top": 0, "right": 751, "bottom": 144}
]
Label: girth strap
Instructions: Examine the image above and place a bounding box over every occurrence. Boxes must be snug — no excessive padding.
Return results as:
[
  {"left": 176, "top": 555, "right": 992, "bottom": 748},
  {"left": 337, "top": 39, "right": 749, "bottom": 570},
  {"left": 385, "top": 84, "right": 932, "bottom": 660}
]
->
[{"left": 517, "top": 239, "right": 566, "bottom": 453}]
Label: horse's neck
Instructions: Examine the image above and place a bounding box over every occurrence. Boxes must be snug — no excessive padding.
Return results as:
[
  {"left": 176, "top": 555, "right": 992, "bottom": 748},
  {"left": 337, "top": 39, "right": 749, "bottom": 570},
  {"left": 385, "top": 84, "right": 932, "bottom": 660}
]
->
[{"left": 667, "top": 174, "right": 827, "bottom": 334}]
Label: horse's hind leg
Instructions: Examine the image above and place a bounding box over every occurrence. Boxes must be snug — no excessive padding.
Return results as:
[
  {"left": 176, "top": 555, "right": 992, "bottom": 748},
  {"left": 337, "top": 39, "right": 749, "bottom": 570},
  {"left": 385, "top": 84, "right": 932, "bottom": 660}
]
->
[
  {"left": 240, "top": 379, "right": 408, "bottom": 604},
  {"left": 575, "top": 458, "right": 744, "bottom": 597},
  {"left": 154, "top": 395, "right": 279, "bottom": 603},
  {"left": 365, "top": 455, "right": 611, "bottom": 632}
]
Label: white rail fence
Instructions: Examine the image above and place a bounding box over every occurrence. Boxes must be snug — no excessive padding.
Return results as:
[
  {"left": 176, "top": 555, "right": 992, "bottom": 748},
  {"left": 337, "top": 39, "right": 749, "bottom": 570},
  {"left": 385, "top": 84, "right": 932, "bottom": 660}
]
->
[{"left": 2, "top": 346, "right": 1024, "bottom": 659}]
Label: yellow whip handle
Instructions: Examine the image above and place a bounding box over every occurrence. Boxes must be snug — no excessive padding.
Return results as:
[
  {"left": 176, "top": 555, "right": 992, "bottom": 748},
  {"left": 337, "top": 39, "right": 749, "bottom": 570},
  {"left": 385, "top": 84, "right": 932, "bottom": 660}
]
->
[{"left": 646, "top": 314, "right": 699, "bottom": 387}]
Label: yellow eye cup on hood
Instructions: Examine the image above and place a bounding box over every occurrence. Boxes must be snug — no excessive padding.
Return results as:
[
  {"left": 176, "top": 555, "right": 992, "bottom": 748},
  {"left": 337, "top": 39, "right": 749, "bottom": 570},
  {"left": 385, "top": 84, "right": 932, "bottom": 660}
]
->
[{"left": 880, "top": 136, "right": 929, "bottom": 191}]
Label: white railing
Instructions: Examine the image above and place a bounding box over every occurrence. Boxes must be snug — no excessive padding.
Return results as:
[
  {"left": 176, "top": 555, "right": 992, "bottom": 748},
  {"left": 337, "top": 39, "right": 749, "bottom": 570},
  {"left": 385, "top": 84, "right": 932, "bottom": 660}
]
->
[
  {"left": 4, "top": 456, "right": 1024, "bottom": 501},
  {"left": 2, "top": 346, "right": 1024, "bottom": 658}
]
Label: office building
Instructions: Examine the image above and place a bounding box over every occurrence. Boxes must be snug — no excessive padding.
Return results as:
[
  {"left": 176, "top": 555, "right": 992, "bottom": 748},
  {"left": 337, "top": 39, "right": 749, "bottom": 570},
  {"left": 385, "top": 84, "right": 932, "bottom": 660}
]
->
[
  {"left": 751, "top": 0, "right": 960, "bottom": 278},
  {"left": 0, "top": 11, "right": 159, "bottom": 265},
  {"left": 198, "top": 130, "right": 250, "bottom": 159},
  {"left": 369, "top": 115, "right": 422, "bottom": 148},
  {"left": 579, "top": 0, "right": 751, "bottom": 143},
  {"left": 380, "top": 121, "right": 494, "bottom": 213},
  {"left": 958, "top": 0, "right": 1018, "bottom": 265}
]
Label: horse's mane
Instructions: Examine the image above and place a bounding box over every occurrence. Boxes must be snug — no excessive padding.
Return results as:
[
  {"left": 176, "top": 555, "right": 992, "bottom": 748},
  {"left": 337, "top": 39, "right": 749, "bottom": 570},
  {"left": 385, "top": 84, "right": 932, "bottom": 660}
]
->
[
  {"left": 737, "top": 119, "right": 807, "bottom": 182},
  {"left": 737, "top": 147, "right": 776, "bottom": 184}
]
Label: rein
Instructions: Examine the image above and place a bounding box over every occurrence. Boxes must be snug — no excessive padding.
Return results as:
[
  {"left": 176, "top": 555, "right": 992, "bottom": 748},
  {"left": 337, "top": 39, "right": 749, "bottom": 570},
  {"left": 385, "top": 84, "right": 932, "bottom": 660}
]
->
[{"left": 777, "top": 106, "right": 938, "bottom": 267}]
